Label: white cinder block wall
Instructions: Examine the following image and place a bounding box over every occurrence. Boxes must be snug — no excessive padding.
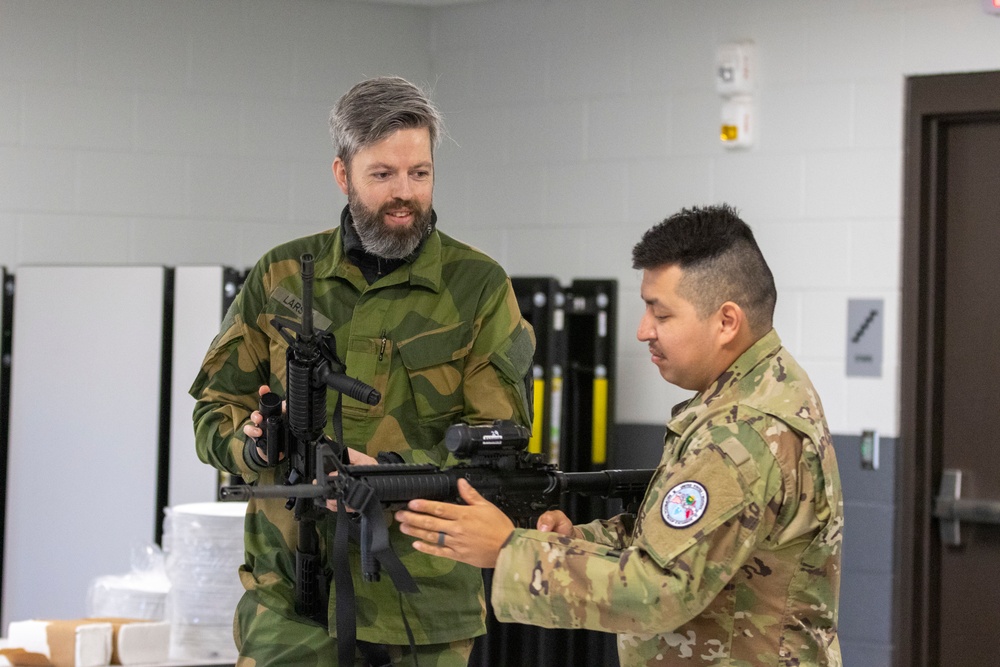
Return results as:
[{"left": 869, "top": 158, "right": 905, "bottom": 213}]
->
[
  {"left": 6, "top": 0, "right": 996, "bottom": 435},
  {"left": 0, "top": 0, "right": 429, "bottom": 270},
  {"left": 426, "top": 0, "right": 1000, "bottom": 436},
  {"left": 2, "top": 1, "right": 999, "bottom": 663}
]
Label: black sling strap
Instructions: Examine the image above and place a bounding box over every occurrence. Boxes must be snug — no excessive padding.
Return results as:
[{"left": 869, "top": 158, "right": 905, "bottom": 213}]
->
[{"left": 327, "top": 392, "right": 421, "bottom": 667}]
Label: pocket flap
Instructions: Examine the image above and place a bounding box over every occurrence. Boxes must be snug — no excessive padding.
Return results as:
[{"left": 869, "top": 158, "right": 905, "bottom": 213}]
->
[{"left": 396, "top": 321, "right": 473, "bottom": 370}]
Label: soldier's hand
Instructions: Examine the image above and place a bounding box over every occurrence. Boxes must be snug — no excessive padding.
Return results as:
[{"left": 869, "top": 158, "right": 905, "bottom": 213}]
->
[
  {"left": 243, "top": 385, "right": 286, "bottom": 463},
  {"left": 325, "top": 447, "right": 378, "bottom": 512},
  {"left": 242, "top": 385, "right": 271, "bottom": 440},
  {"left": 395, "top": 478, "right": 514, "bottom": 569},
  {"left": 536, "top": 509, "right": 574, "bottom": 536}
]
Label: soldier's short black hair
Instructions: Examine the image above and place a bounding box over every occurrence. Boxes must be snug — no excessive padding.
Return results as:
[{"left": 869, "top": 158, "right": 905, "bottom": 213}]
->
[{"left": 632, "top": 204, "right": 777, "bottom": 335}]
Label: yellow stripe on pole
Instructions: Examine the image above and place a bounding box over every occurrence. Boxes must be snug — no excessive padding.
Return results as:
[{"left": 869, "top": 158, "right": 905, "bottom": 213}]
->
[
  {"left": 549, "top": 370, "right": 563, "bottom": 465},
  {"left": 592, "top": 375, "right": 608, "bottom": 465},
  {"left": 529, "top": 377, "right": 545, "bottom": 454}
]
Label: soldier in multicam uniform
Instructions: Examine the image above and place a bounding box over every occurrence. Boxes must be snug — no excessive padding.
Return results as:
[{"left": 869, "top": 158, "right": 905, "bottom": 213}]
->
[
  {"left": 396, "top": 205, "right": 844, "bottom": 666},
  {"left": 189, "top": 77, "right": 534, "bottom": 667}
]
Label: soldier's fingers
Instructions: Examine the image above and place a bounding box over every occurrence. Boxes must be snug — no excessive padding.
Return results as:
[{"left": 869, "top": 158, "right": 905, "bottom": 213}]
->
[
  {"left": 396, "top": 509, "right": 437, "bottom": 533},
  {"left": 406, "top": 524, "right": 496, "bottom": 569},
  {"left": 410, "top": 537, "right": 450, "bottom": 560},
  {"left": 455, "top": 478, "right": 487, "bottom": 505},
  {"left": 424, "top": 527, "right": 446, "bottom": 547},
  {"left": 346, "top": 447, "right": 378, "bottom": 465},
  {"left": 257, "top": 384, "right": 271, "bottom": 397},
  {"left": 405, "top": 498, "right": 456, "bottom": 518},
  {"left": 537, "top": 510, "right": 573, "bottom": 535},
  {"left": 397, "top": 515, "right": 439, "bottom": 544}
]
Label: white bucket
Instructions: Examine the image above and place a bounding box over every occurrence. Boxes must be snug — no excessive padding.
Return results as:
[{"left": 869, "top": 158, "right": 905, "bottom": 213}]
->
[{"left": 163, "top": 501, "right": 247, "bottom": 661}]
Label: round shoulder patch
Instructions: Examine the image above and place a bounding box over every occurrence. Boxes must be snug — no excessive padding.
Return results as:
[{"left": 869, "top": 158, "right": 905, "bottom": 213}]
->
[{"left": 661, "top": 481, "right": 709, "bottom": 528}]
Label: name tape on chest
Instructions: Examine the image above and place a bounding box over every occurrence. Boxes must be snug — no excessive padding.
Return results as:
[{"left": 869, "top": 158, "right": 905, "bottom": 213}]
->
[{"left": 661, "top": 480, "right": 709, "bottom": 528}]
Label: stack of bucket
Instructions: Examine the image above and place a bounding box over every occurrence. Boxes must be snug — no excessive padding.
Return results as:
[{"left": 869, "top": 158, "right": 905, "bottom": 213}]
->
[{"left": 163, "top": 502, "right": 246, "bottom": 661}]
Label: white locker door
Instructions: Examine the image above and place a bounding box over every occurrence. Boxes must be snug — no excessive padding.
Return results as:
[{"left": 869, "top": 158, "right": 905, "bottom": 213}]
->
[
  {"left": 1, "top": 266, "right": 167, "bottom": 630},
  {"left": 167, "top": 266, "right": 226, "bottom": 508}
]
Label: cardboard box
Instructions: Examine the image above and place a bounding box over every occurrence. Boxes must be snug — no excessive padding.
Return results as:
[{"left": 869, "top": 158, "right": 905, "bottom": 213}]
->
[{"left": 0, "top": 619, "right": 169, "bottom": 667}]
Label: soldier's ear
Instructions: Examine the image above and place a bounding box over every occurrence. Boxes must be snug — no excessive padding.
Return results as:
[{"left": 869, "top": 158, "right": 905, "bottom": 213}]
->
[
  {"left": 333, "top": 158, "right": 349, "bottom": 195},
  {"left": 716, "top": 301, "right": 744, "bottom": 345}
]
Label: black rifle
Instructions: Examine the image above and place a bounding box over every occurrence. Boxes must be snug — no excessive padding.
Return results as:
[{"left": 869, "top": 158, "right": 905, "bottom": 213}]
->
[
  {"left": 224, "top": 419, "right": 656, "bottom": 580},
  {"left": 249, "top": 253, "right": 381, "bottom": 626}
]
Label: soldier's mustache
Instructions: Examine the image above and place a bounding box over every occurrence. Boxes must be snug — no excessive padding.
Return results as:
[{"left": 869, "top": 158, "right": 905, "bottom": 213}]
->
[{"left": 380, "top": 198, "right": 424, "bottom": 216}]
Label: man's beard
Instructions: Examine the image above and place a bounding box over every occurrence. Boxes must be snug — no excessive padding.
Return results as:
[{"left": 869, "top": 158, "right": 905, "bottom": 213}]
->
[{"left": 347, "top": 186, "right": 433, "bottom": 260}]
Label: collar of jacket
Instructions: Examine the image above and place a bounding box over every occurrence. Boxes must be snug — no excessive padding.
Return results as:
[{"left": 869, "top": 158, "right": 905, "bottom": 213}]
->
[
  {"left": 316, "top": 205, "right": 443, "bottom": 292},
  {"left": 666, "top": 328, "right": 783, "bottom": 436}
]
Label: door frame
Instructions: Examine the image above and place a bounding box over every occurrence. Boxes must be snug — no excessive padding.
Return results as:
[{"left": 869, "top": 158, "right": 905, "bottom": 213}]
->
[{"left": 895, "top": 70, "right": 1000, "bottom": 667}]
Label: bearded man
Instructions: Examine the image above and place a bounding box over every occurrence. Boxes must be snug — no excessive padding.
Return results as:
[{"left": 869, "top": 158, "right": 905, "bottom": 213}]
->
[{"left": 190, "top": 76, "right": 535, "bottom": 667}]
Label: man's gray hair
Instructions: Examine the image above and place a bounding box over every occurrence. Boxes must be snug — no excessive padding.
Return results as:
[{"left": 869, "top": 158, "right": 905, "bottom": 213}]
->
[{"left": 329, "top": 76, "right": 443, "bottom": 167}]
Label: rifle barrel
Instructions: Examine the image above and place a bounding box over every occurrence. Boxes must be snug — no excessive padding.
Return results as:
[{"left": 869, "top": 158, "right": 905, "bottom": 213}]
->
[
  {"left": 300, "top": 254, "right": 314, "bottom": 341},
  {"left": 558, "top": 469, "right": 656, "bottom": 498},
  {"left": 220, "top": 483, "right": 327, "bottom": 501}
]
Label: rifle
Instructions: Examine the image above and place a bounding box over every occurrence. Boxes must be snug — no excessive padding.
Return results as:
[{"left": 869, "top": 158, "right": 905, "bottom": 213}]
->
[
  {"left": 247, "top": 252, "right": 381, "bottom": 626},
  {"left": 225, "top": 419, "right": 656, "bottom": 536}
]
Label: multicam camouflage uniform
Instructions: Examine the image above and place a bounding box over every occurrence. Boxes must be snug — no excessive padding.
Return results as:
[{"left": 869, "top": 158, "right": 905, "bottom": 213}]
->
[
  {"left": 190, "top": 209, "right": 534, "bottom": 662},
  {"left": 492, "top": 330, "right": 843, "bottom": 666}
]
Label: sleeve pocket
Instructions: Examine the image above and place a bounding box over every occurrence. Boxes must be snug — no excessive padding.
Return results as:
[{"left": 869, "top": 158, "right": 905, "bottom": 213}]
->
[
  {"left": 633, "top": 448, "right": 750, "bottom": 569},
  {"left": 489, "top": 324, "right": 535, "bottom": 385}
]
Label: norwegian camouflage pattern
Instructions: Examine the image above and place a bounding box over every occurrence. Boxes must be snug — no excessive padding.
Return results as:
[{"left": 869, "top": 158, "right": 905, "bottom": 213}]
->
[
  {"left": 190, "top": 217, "right": 535, "bottom": 647},
  {"left": 492, "top": 330, "right": 843, "bottom": 666},
  {"left": 233, "top": 593, "right": 475, "bottom": 666}
]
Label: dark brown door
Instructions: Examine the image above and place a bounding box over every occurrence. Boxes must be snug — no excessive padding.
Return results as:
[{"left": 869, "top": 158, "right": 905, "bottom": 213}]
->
[{"left": 897, "top": 71, "right": 1000, "bottom": 667}]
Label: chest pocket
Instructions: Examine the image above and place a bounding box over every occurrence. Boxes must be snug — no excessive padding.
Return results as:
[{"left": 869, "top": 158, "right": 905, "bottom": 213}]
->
[{"left": 396, "top": 321, "right": 472, "bottom": 423}]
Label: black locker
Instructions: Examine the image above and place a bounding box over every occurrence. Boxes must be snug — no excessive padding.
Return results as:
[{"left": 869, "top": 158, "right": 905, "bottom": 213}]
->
[
  {"left": 510, "top": 276, "right": 565, "bottom": 463},
  {"left": 561, "top": 279, "right": 617, "bottom": 477},
  {"left": 558, "top": 278, "right": 620, "bottom": 666},
  {"left": 0, "top": 268, "right": 12, "bottom": 609}
]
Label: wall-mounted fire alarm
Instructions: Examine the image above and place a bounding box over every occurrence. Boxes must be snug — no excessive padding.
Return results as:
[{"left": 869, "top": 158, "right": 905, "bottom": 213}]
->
[
  {"left": 720, "top": 95, "right": 753, "bottom": 149},
  {"left": 716, "top": 40, "right": 755, "bottom": 149},
  {"left": 715, "top": 41, "right": 755, "bottom": 97}
]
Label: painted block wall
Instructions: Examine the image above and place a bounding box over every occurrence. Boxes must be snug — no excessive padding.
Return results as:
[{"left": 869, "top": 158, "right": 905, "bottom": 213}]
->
[
  {"left": 2, "top": 1, "right": 1000, "bottom": 664},
  {"left": 0, "top": 0, "right": 429, "bottom": 269},
  {"left": 426, "top": 0, "right": 1000, "bottom": 439},
  {"left": 3, "top": 0, "right": 1000, "bottom": 436}
]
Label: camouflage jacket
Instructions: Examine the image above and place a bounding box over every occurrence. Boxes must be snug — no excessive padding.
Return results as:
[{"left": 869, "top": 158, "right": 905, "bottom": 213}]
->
[
  {"left": 190, "top": 215, "right": 535, "bottom": 645},
  {"left": 491, "top": 330, "right": 843, "bottom": 666}
]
